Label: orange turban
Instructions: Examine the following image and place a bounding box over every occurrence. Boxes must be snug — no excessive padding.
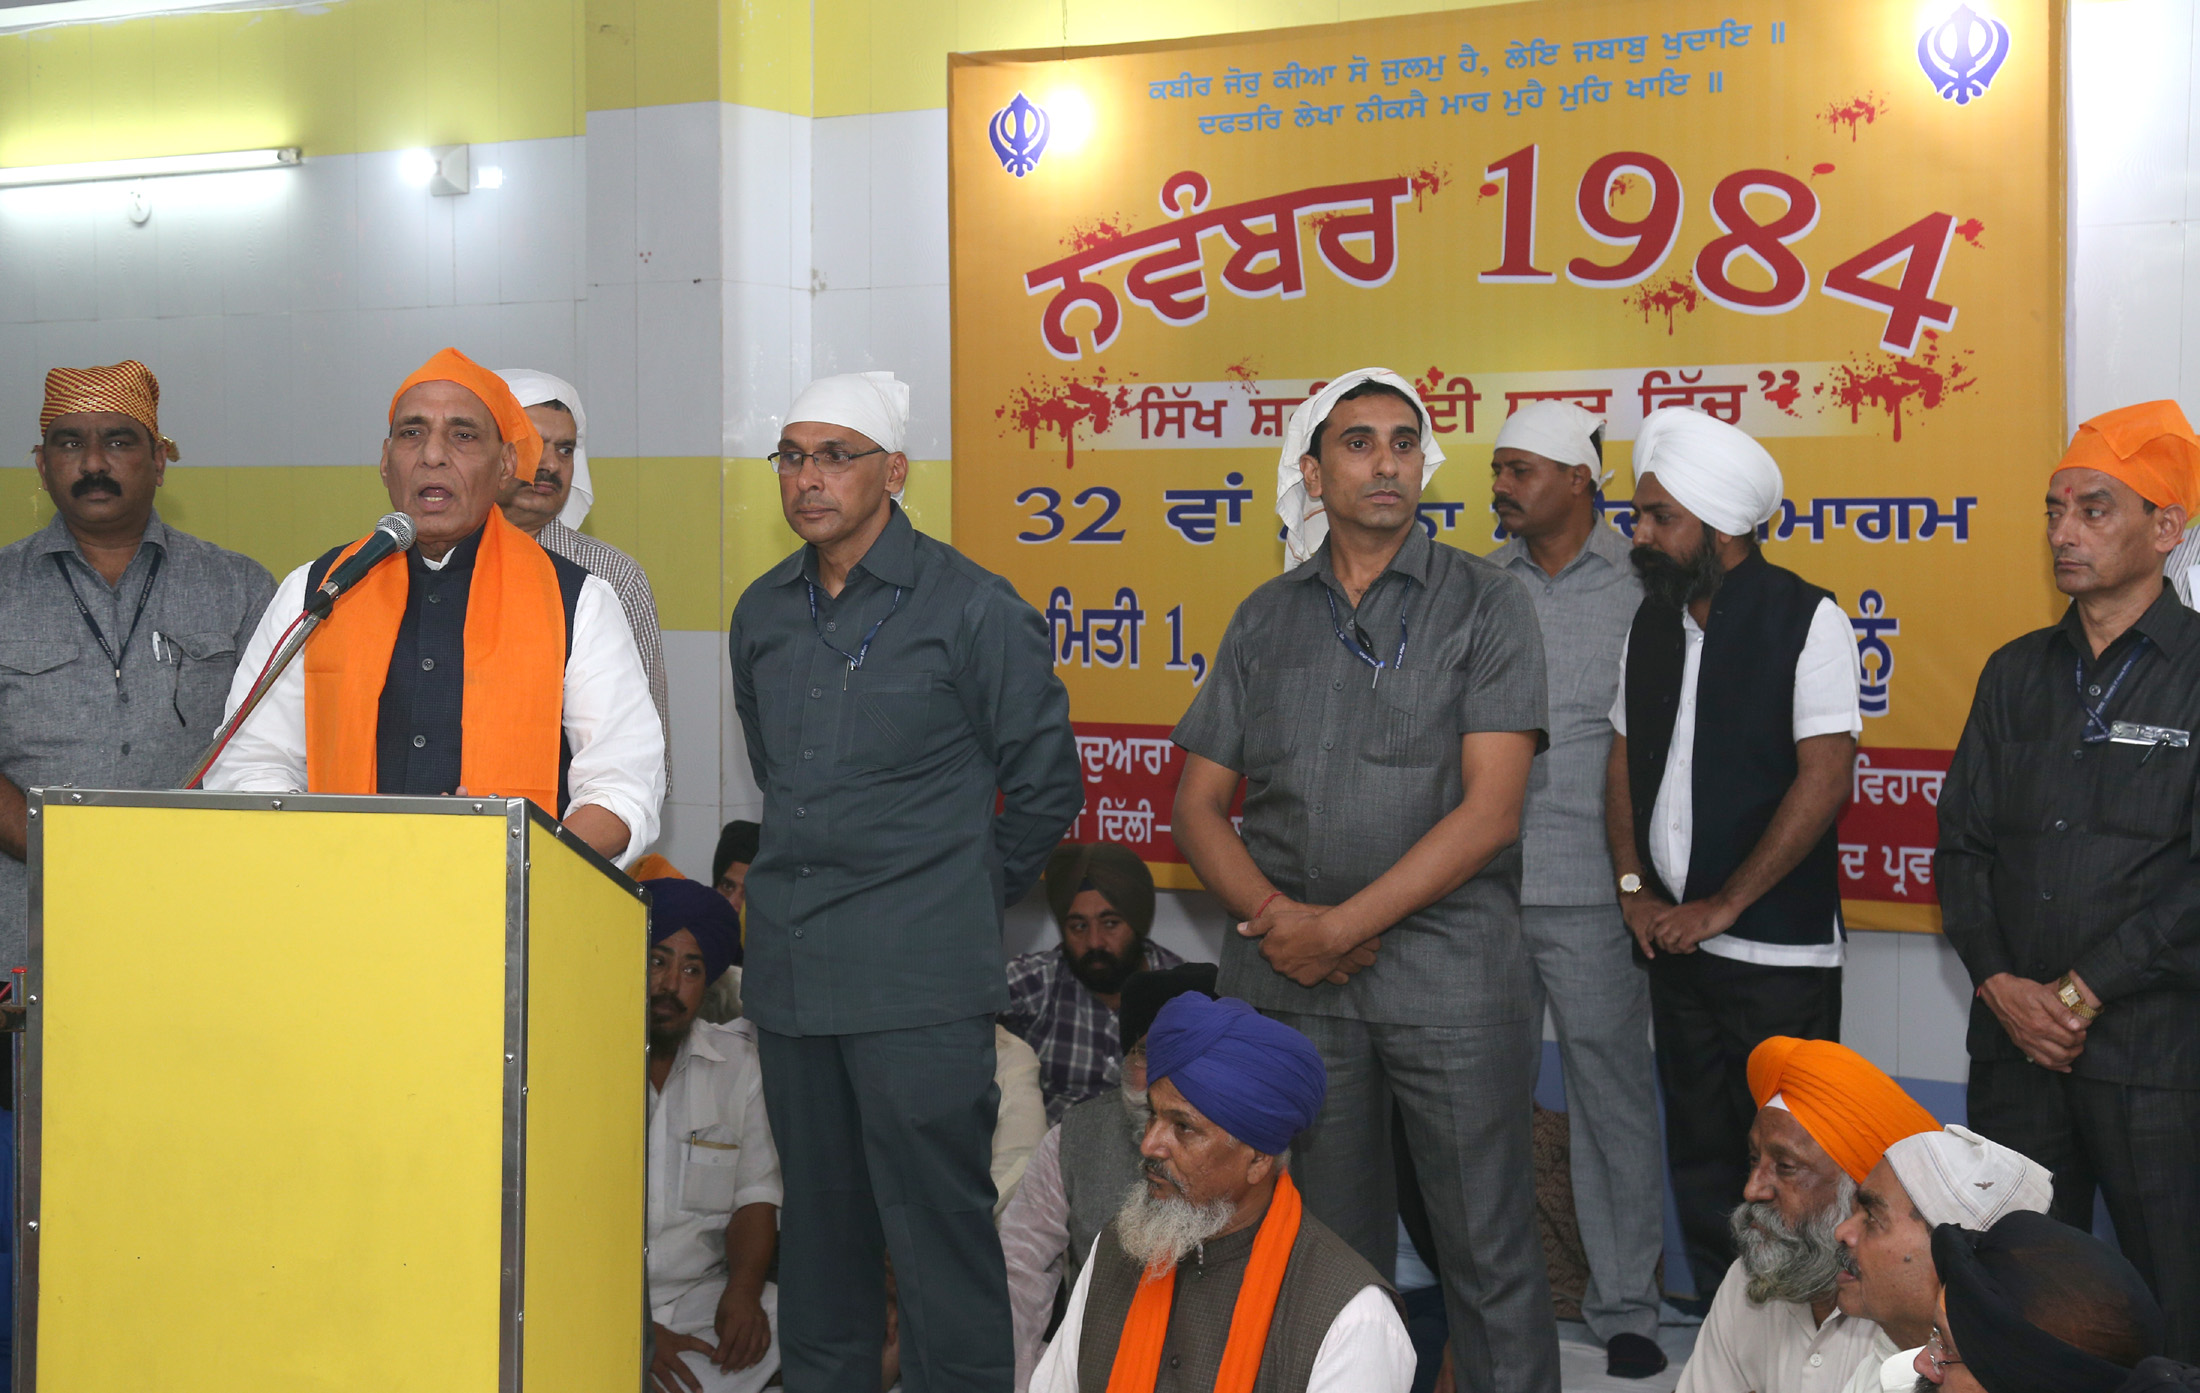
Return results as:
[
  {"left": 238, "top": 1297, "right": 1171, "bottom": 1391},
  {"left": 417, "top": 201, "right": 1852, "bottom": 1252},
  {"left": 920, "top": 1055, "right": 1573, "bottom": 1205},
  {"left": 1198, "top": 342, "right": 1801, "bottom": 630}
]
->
[
  {"left": 389, "top": 347, "right": 541, "bottom": 478},
  {"left": 2054, "top": 400, "right": 2200, "bottom": 517},
  {"left": 40, "top": 360, "right": 179, "bottom": 461},
  {"left": 1747, "top": 1037, "right": 1939, "bottom": 1183},
  {"left": 628, "top": 853, "right": 682, "bottom": 882}
]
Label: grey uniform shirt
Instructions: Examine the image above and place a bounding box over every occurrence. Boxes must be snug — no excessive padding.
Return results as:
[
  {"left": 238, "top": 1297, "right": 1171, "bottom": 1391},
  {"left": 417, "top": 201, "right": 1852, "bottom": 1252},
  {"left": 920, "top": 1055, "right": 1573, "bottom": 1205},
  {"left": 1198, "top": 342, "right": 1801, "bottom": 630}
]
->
[
  {"left": 1490, "top": 522, "right": 1643, "bottom": 905},
  {"left": 0, "top": 510, "right": 274, "bottom": 964},
  {"left": 534, "top": 519, "right": 673, "bottom": 793},
  {"left": 730, "top": 504, "right": 1084, "bottom": 1036},
  {"left": 1172, "top": 527, "right": 1548, "bottom": 1027}
]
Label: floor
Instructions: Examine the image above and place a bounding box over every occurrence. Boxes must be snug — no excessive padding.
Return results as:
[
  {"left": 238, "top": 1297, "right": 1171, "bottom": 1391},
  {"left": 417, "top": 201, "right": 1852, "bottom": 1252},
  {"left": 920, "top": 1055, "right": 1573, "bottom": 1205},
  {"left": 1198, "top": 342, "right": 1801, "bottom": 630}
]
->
[{"left": 1553, "top": 1305, "right": 1702, "bottom": 1393}]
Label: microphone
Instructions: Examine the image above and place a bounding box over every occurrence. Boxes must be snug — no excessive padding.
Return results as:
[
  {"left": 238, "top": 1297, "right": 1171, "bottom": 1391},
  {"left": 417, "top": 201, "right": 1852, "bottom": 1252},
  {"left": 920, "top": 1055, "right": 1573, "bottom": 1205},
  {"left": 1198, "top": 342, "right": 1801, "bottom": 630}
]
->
[{"left": 305, "top": 512, "right": 417, "bottom": 617}]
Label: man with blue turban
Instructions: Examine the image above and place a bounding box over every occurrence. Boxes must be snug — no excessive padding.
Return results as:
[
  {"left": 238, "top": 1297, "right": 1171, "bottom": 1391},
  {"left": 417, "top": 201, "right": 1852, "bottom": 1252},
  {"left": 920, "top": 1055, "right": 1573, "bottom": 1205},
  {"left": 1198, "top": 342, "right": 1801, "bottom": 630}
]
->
[
  {"left": 1030, "top": 994, "right": 1414, "bottom": 1393},
  {"left": 645, "top": 878, "right": 779, "bottom": 1393}
]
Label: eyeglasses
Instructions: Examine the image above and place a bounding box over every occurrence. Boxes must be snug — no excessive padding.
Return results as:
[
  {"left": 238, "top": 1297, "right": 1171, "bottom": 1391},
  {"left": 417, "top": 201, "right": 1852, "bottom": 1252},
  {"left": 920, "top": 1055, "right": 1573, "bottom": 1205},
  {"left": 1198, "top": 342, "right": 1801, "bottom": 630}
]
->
[
  {"left": 765, "top": 446, "right": 885, "bottom": 476},
  {"left": 1924, "top": 1328, "right": 1964, "bottom": 1378}
]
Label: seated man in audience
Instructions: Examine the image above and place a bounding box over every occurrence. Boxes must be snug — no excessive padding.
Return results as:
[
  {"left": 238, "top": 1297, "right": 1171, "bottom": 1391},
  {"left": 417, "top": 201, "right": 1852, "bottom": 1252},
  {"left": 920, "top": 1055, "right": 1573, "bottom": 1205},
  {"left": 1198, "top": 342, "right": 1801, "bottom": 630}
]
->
[
  {"left": 647, "top": 877, "right": 780, "bottom": 1393},
  {"left": 1032, "top": 992, "right": 1415, "bottom": 1393},
  {"left": 1927, "top": 1211, "right": 2164, "bottom": 1393},
  {"left": 495, "top": 369, "right": 672, "bottom": 774},
  {"left": 1833, "top": 1126, "right": 2054, "bottom": 1393},
  {"left": 712, "top": 819, "right": 760, "bottom": 913},
  {"left": 1002, "top": 962, "right": 1218, "bottom": 1389},
  {"left": 1003, "top": 843, "right": 1186, "bottom": 1122},
  {"left": 1678, "top": 1037, "right": 1940, "bottom": 1393}
]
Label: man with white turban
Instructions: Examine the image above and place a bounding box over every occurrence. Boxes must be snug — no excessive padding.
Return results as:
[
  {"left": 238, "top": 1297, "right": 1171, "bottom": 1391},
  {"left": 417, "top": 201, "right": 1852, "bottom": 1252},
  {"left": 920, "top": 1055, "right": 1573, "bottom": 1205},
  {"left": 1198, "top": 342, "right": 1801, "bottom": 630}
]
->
[
  {"left": 1602, "top": 407, "right": 1862, "bottom": 1305},
  {"left": 494, "top": 369, "right": 671, "bottom": 781},
  {"left": 1832, "top": 1127, "right": 2055, "bottom": 1392},
  {"left": 1487, "top": 402, "right": 1665, "bottom": 1378},
  {"left": 1174, "top": 369, "right": 1559, "bottom": 1393},
  {"left": 730, "top": 371, "right": 1082, "bottom": 1393}
]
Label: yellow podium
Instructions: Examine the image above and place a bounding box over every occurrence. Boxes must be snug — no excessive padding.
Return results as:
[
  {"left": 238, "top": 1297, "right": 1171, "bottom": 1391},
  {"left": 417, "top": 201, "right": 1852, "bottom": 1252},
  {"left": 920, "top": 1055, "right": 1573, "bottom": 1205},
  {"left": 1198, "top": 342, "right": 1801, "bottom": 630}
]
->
[{"left": 19, "top": 789, "right": 647, "bottom": 1392}]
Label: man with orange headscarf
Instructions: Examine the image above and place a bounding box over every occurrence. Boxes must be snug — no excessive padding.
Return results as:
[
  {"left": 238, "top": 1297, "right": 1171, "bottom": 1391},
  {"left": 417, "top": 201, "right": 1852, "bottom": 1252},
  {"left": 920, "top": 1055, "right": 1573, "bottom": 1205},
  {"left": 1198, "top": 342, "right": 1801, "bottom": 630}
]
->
[
  {"left": 0, "top": 360, "right": 273, "bottom": 977},
  {"left": 206, "top": 348, "right": 663, "bottom": 865},
  {"left": 1939, "top": 399, "right": 2200, "bottom": 1358},
  {"left": 1677, "top": 1037, "right": 1939, "bottom": 1393}
]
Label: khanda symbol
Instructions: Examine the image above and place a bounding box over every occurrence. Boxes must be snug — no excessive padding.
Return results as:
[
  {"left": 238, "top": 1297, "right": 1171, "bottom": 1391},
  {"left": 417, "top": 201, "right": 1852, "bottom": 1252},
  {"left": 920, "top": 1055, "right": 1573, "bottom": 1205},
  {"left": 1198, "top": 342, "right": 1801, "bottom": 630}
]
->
[
  {"left": 1917, "top": 4, "right": 2011, "bottom": 106},
  {"left": 990, "top": 92, "right": 1051, "bottom": 179}
]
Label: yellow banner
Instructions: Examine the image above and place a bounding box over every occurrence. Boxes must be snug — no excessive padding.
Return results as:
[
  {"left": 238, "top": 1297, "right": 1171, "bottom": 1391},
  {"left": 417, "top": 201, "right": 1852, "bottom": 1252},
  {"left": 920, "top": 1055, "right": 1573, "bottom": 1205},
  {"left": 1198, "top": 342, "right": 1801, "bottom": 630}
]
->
[{"left": 949, "top": 0, "right": 2065, "bottom": 927}]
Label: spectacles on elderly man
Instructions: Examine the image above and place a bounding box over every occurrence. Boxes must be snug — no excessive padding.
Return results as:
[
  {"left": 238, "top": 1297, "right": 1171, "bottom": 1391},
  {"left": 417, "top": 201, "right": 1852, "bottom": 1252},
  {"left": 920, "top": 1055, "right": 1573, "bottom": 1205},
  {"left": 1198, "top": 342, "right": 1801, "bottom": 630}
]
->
[
  {"left": 1923, "top": 1327, "right": 1964, "bottom": 1379},
  {"left": 766, "top": 446, "right": 886, "bottom": 475}
]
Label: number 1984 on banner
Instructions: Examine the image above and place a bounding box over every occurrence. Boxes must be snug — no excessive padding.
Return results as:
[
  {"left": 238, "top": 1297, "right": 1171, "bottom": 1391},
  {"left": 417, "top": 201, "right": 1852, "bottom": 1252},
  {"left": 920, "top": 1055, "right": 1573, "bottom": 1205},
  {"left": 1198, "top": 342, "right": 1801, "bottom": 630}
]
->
[{"left": 1480, "top": 143, "right": 1961, "bottom": 355}]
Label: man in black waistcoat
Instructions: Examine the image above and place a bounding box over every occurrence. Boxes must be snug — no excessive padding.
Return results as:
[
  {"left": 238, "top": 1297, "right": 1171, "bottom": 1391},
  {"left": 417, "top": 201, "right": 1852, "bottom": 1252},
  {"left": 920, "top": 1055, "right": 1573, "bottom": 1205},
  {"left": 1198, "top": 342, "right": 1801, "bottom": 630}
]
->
[{"left": 1602, "top": 407, "right": 1861, "bottom": 1304}]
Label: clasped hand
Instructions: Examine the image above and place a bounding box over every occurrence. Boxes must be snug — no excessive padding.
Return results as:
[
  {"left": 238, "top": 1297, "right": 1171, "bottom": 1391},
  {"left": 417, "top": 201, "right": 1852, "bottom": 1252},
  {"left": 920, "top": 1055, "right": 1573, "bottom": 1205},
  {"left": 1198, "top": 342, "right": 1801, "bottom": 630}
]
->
[
  {"left": 1621, "top": 890, "right": 1738, "bottom": 958},
  {"left": 1239, "top": 897, "right": 1381, "bottom": 986}
]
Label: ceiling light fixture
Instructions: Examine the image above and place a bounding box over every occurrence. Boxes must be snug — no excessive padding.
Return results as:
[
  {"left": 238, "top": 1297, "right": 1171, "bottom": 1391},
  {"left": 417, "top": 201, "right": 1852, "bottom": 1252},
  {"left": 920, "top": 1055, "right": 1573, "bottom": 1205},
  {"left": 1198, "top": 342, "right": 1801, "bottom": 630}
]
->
[{"left": 0, "top": 146, "right": 301, "bottom": 189}]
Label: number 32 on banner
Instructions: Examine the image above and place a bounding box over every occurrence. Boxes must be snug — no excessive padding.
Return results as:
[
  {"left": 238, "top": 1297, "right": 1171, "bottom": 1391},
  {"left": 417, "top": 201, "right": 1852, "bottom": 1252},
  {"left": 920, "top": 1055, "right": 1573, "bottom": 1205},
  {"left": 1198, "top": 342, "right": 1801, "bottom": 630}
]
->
[{"left": 1480, "top": 144, "right": 1959, "bottom": 356}]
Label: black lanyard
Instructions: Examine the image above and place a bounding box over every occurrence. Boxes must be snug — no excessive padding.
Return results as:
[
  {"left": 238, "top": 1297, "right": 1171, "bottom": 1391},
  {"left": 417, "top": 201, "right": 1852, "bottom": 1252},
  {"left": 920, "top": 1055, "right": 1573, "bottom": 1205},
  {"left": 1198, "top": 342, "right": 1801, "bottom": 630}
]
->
[
  {"left": 52, "top": 549, "right": 162, "bottom": 688},
  {"left": 1323, "top": 586, "right": 1409, "bottom": 689},
  {"left": 2076, "top": 636, "right": 2150, "bottom": 743},
  {"left": 806, "top": 579, "right": 905, "bottom": 683}
]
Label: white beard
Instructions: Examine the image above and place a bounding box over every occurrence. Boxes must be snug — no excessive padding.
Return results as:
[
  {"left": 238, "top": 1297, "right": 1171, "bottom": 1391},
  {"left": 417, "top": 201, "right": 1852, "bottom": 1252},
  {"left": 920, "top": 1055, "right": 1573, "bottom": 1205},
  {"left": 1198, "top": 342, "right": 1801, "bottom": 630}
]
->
[
  {"left": 1120, "top": 1081, "right": 1150, "bottom": 1125},
  {"left": 1114, "top": 1176, "right": 1236, "bottom": 1273}
]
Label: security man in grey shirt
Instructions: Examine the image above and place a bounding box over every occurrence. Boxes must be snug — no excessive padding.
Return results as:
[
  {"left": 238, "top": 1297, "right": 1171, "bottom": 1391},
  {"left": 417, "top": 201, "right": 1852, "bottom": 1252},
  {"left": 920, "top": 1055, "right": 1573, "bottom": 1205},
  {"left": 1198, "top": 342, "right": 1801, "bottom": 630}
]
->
[
  {"left": 0, "top": 361, "right": 273, "bottom": 973},
  {"left": 1171, "top": 368, "right": 1560, "bottom": 1393},
  {"left": 730, "top": 371, "right": 1081, "bottom": 1393},
  {"left": 1487, "top": 403, "right": 1666, "bottom": 1380}
]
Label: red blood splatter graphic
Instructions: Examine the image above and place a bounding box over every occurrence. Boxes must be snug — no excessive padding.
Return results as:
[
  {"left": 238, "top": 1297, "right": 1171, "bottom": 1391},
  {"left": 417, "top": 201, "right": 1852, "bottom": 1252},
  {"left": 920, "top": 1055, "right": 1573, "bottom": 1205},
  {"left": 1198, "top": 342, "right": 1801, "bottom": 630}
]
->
[
  {"left": 1757, "top": 369, "right": 1804, "bottom": 416},
  {"left": 1477, "top": 181, "right": 1501, "bottom": 199},
  {"left": 1609, "top": 173, "right": 1641, "bottom": 199},
  {"left": 1824, "top": 332, "right": 1975, "bottom": 443},
  {"left": 1403, "top": 164, "right": 1448, "bottom": 211},
  {"left": 1622, "top": 275, "right": 1701, "bottom": 335},
  {"left": 1954, "top": 217, "right": 1985, "bottom": 246},
  {"left": 1822, "top": 93, "right": 1890, "bottom": 141},
  {"left": 996, "top": 371, "right": 1133, "bottom": 467},
  {"left": 1223, "top": 360, "right": 1262, "bottom": 391},
  {"left": 1810, "top": 162, "right": 1836, "bottom": 179},
  {"left": 1062, "top": 216, "right": 1132, "bottom": 253}
]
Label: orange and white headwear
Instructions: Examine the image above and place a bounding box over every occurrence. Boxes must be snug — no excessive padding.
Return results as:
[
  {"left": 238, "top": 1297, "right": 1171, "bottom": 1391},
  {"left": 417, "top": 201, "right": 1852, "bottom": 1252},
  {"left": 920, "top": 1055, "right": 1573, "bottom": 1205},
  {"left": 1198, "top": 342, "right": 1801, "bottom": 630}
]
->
[
  {"left": 389, "top": 347, "right": 542, "bottom": 479},
  {"left": 1747, "top": 1036, "right": 1940, "bottom": 1184},
  {"left": 40, "top": 360, "right": 179, "bottom": 461},
  {"left": 2054, "top": 400, "right": 2200, "bottom": 517}
]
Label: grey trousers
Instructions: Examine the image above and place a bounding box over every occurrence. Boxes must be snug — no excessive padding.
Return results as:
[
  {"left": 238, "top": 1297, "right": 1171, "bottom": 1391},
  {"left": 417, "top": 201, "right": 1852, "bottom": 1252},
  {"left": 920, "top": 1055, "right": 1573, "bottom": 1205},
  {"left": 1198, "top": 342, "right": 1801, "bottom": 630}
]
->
[
  {"left": 756, "top": 1015, "right": 1011, "bottom": 1393},
  {"left": 1272, "top": 1009, "right": 1561, "bottom": 1393},
  {"left": 1520, "top": 903, "right": 1667, "bottom": 1343}
]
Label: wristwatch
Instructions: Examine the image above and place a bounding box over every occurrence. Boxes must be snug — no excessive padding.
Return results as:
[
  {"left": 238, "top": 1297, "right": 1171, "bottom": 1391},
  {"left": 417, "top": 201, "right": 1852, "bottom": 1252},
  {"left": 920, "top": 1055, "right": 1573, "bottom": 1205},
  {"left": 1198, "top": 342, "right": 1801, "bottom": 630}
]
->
[
  {"left": 2054, "top": 973, "right": 2101, "bottom": 1021},
  {"left": 1619, "top": 873, "right": 1643, "bottom": 896}
]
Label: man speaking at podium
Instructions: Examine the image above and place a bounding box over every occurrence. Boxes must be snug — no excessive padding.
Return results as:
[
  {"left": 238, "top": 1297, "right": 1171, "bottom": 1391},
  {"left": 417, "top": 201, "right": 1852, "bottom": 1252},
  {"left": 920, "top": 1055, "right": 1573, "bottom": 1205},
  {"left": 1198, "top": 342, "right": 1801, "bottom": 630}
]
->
[{"left": 206, "top": 348, "right": 663, "bottom": 866}]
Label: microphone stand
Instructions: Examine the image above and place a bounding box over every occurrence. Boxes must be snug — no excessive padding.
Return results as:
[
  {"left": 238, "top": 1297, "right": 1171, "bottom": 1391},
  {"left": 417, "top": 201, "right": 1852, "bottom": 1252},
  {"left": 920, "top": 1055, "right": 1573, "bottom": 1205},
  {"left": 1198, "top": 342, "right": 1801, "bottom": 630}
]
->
[{"left": 181, "top": 610, "right": 323, "bottom": 791}]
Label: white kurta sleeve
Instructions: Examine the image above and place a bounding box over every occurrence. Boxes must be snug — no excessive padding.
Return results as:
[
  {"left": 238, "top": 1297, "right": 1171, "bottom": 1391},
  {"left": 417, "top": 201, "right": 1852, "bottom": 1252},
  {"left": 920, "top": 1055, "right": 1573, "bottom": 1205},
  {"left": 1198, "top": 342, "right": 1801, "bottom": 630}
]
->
[
  {"left": 1609, "top": 630, "right": 1632, "bottom": 736},
  {"left": 1003, "top": 1125, "right": 1070, "bottom": 1393},
  {"left": 1792, "top": 597, "right": 1863, "bottom": 740},
  {"left": 203, "top": 563, "right": 314, "bottom": 792},
  {"left": 1304, "top": 1285, "right": 1418, "bottom": 1393},
  {"left": 730, "top": 1027, "right": 782, "bottom": 1212},
  {"left": 561, "top": 574, "right": 666, "bottom": 866},
  {"left": 992, "top": 1026, "right": 1050, "bottom": 1217},
  {"left": 1029, "top": 1235, "right": 1102, "bottom": 1393}
]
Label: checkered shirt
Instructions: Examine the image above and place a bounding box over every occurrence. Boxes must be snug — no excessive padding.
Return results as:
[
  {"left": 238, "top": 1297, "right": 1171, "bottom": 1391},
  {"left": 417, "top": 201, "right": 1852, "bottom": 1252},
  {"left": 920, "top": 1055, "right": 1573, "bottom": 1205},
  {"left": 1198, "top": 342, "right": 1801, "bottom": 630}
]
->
[{"left": 1001, "top": 940, "right": 1186, "bottom": 1124}]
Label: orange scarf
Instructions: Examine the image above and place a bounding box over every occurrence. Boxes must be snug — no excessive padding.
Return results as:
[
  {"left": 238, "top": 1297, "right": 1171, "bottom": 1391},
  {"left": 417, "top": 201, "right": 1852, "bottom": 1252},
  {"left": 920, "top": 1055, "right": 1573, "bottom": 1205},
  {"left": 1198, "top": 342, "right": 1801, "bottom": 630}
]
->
[
  {"left": 1104, "top": 1173, "right": 1303, "bottom": 1393},
  {"left": 303, "top": 509, "right": 566, "bottom": 811}
]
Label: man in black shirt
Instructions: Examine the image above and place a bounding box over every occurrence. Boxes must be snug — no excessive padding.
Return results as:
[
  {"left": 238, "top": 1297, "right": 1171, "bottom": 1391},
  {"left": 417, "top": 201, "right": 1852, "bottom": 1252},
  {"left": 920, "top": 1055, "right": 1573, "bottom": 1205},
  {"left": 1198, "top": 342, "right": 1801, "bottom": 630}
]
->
[{"left": 1939, "top": 399, "right": 2200, "bottom": 1359}]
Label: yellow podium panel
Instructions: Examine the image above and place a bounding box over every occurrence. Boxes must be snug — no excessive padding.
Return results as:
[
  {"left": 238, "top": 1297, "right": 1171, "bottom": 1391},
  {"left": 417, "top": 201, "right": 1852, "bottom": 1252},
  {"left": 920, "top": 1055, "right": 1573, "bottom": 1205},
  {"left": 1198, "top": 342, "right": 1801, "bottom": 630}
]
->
[{"left": 21, "top": 791, "right": 647, "bottom": 1392}]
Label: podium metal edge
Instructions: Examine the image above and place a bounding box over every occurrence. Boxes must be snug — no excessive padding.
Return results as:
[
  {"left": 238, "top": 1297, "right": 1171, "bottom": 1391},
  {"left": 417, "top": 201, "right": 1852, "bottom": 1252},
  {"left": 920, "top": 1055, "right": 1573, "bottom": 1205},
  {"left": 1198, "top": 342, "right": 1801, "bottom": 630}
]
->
[
  {"left": 501, "top": 800, "right": 528, "bottom": 1393},
  {"left": 17, "top": 790, "right": 44, "bottom": 1393}
]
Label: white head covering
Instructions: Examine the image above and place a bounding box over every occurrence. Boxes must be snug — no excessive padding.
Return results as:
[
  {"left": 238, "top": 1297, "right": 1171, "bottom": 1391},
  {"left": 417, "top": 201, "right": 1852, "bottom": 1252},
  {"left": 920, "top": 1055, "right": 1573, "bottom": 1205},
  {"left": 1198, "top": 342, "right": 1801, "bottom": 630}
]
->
[
  {"left": 495, "top": 369, "right": 592, "bottom": 529},
  {"left": 1495, "top": 400, "right": 1611, "bottom": 489},
  {"left": 1883, "top": 1125, "right": 2054, "bottom": 1231},
  {"left": 1632, "top": 407, "right": 1784, "bottom": 539},
  {"left": 1276, "top": 368, "right": 1446, "bottom": 569},
  {"left": 787, "top": 371, "right": 911, "bottom": 501}
]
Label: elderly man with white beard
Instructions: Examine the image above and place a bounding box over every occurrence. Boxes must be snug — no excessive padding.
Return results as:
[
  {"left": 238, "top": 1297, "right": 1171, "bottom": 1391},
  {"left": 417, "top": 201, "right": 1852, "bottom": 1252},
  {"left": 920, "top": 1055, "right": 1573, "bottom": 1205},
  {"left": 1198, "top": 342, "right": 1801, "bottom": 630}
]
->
[
  {"left": 1031, "top": 993, "right": 1415, "bottom": 1393},
  {"left": 1829, "top": 1128, "right": 2055, "bottom": 1393},
  {"left": 1677, "top": 1037, "right": 1941, "bottom": 1393}
]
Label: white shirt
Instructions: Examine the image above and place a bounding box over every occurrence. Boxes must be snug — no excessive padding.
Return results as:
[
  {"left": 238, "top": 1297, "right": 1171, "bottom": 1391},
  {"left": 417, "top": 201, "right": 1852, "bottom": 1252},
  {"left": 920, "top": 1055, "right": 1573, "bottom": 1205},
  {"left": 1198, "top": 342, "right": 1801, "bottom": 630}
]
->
[
  {"left": 994, "top": 1024, "right": 1050, "bottom": 1218},
  {"left": 647, "top": 1018, "right": 783, "bottom": 1322},
  {"left": 1843, "top": 1347, "right": 1921, "bottom": 1393},
  {"left": 205, "top": 554, "right": 665, "bottom": 867},
  {"left": 1675, "top": 1260, "right": 1896, "bottom": 1393},
  {"left": 1610, "top": 598, "right": 1862, "bottom": 968},
  {"left": 1030, "top": 1234, "right": 1416, "bottom": 1393},
  {"left": 1003, "top": 1124, "right": 1071, "bottom": 1393}
]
